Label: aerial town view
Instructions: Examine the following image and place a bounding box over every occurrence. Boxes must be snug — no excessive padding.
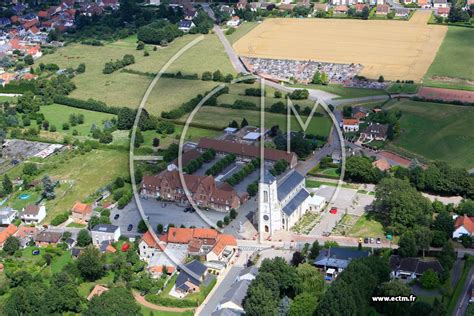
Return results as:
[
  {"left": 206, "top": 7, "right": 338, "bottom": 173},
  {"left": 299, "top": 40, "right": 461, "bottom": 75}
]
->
[{"left": 0, "top": 0, "right": 473, "bottom": 315}]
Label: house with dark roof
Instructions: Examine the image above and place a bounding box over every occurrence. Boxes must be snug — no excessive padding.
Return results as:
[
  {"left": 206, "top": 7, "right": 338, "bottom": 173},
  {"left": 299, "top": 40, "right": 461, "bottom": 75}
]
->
[
  {"left": 361, "top": 123, "right": 389, "bottom": 141},
  {"left": 35, "top": 231, "right": 62, "bottom": 246},
  {"left": 178, "top": 20, "right": 195, "bottom": 32},
  {"left": 175, "top": 260, "right": 208, "bottom": 296},
  {"left": 389, "top": 255, "right": 444, "bottom": 281},
  {"left": 217, "top": 280, "right": 251, "bottom": 313},
  {"left": 313, "top": 247, "right": 370, "bottom": 279},
  {"left": 91, "top": 224, "right": 120, "bottom": 245},
  {"left": 351, "top": 106, "right": 369, "bottom": 120}
]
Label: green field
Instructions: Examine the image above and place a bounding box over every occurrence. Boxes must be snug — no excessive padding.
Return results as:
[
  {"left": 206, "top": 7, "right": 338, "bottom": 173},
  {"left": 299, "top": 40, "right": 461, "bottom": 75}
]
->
[
  {"left": 425, "top": 27, "right": 474, "bottom": 85},
  {"left": 349, "top": 214, "right": 386, "bottom": 238},
  {"left": 177, "top": 106, "right": 332, "bottom": 136},
  {"left": 225, "top": 21, "right": 259, "bottom": 44},
  {"left": 38, "top": 33, "right": 234, "bottom": 111},
  {"left": 40, "top": 103, "right": 116, "bottom": 137},
  {"left": 385, "top": 83, "right": 420, "bottom": 94},
  {"left": 386, "top": 100, "right": 474, "bottom": 169},
  {"left": 141, "top": 125, "right": 220, "bottom": 149}
]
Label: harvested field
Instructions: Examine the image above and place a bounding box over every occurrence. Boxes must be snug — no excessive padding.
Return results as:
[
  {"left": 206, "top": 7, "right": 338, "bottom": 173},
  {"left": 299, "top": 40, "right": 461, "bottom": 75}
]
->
[
  {"left": 234, "top": 11, "right": 447, "bottom": 81},
  {"left": 418, "top": 87, "right": 474, "bottom": 104}
]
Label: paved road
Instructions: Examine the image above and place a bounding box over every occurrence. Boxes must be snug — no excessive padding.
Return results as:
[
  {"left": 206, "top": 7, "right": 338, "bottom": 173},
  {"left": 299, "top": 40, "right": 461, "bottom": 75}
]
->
[{"left": 453, "top": 264, "right": 474, "bottom": 316}]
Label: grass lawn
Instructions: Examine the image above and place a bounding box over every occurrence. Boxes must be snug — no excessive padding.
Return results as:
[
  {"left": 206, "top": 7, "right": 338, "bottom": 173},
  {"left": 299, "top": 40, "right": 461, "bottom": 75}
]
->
[
  {"left": 141, "top": 125, "right": 220, "bottom": 150},
  {"left": 291, "top": 83, "right": 386, "bottom": 99},
  {"left": 67, "top": 222, "right": 87, "bottom": 228},
  {"left": 38, "top": 33, "right": 234, "bottom": 110},
  {"left": 226, "top": 21, "right": 259, "bottom": 44},
  {"left": 39, "top": 103, "right": 116, "bottom": 138},
  {"left": 9, "top": 190, "right": 41, "bottom": 211},
  {"left": 305, "top": 179, "right": 357, "bottom": 189},
  {"left": 0, "top": 96, "right": 17, "bottom": 103},
  {"left": 146, "top": 78, "right": 219, "bottom": 116},
  {"left": 78, "top": 272, "right": 115, "bottom": 298},
  {"left": 177, "top": 106, "right": 332, "bottom": 137},
  {"left": 386, "top": 83, "right": 420, "bottom": 94},
  {"left": 385, "top": 100, "right": 474, "bottom": 169},
  {"left": 348, "top": 213, "right": 386, "bottom": 238},
  {"left": 10, "top": 149, "right": 130, "bottom": 223},
  {"left": 425, "top": 27, "right": 474, "bottom": 82},
  {"left": 49, "top": 251, "right": 73, "bottom": 274}
]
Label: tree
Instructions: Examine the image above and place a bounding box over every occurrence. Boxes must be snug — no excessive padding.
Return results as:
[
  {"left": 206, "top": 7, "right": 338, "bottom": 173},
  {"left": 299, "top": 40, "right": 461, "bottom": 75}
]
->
[
  {"left": 378, "top": 75, "right": 384, "bottom": 83},
  {"left": 243, "top": 282, "right": 279, "bottom": 316},
  {"left": 22, "top": 163, "right": 39, "bottom": 176},
  {"left": 152, "top": 137, "right": 160, "bottom": 147},
  {"left": 312, "top": 71, "right": 321, "bottom": 84},
  {"left": 76, "top": 63, "right": 86, "bottom": 74},
  {"left": 259, "top": 257, "right": 298, "bottom": 296},
  {"left": 345, "top": 156, "right": 383, "bottom": 184},
  {"left": 41, "top": 175, "right": 56, "bottom": 200},
  {"left": 291, "top": 251, "right": 305, "bottom": 266},
  {"left": 432, "top": 211, "right": 454, "bottom": 240},
  {"left": 420, "top": 269, "right": 440, "bottom": 289},
  {"left": 228, "top": 120, "right": 239, "bottom": 128},
  {"left": 201, "top": 71, "right": 212, "bottom": 81},
  {"left": 375, "top": 280, "right": 411, "bottom": 316},
  {"left": 85, "top": 287, "right": 140, "bottom": 316},
  {"left": 138, "top": 219, "right": 148, "bottom": 233},
  {"left": 289, "top": 292, "right": 318, "bottom": 316},
  {"left": 157, "top": 223, "right": 164, "bottom": 234},
  {"left": 2, "top": 174, "right": 13, "bottom": 194},
  {"left": 3, "top": 236, "right": 20, "bottom": 255},
  {"left": 295, "top": 263, "right": 324, "bottom": 296},
  {"left": 398, "top": 230, "right": 419, "bottom": 257},
  {"left": 241, "top": 118, "right": 249, "bottom": 128},
  {"left": 308, "top": 240, "right": 320, "bottom": 260},
  {"left": 76, "top": 246, "right": 106, "bottom": 281},
  {"left": 24, "top": 54, "right": 34, "bottom": 65},
  {"left": 212, "top": 70, "right": 224, "bottom": 81},
  {"left": 77, "top": 229, "right": 92, "bottom": 247}
]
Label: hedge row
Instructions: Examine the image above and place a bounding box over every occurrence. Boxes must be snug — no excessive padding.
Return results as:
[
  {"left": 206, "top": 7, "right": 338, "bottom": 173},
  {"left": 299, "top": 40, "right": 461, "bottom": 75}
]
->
[
  {"left": 226, "top": 159, "right": 260, "bottom": 186},
  {"left": 411, "top": 96, "right": 474, "bottom": 107},
  {"left": 0, "top": 80, "right": 36, "bottom": 94},
  {"left": 54, "top": 95, "right": 121, "bottom": 115},
  {"left": 144, "top": 294, "right": 197, "bottom": 308},
  {"left": 206, "top": 154, "right": 236, "bottom": 176}
]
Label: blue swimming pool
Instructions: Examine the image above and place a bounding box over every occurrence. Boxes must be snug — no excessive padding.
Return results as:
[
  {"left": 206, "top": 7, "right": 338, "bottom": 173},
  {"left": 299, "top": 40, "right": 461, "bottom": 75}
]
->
[{"left": 18, "top": 193, "right": 30, "bottom": 200}]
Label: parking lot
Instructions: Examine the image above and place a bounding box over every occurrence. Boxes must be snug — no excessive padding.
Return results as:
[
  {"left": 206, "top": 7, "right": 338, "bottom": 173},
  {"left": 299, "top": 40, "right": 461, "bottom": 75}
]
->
[{"left": 110, "top": 197, "right": 227, "bottom": 236}]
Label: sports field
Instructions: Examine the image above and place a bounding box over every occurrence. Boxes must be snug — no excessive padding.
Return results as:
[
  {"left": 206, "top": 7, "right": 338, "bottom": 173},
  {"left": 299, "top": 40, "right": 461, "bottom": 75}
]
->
[
  {"left": 385, "top": 100, "right": 474, "bottom": 169},
  {"left": 233, "top": 11, "right": 447, "bottom": 81}
]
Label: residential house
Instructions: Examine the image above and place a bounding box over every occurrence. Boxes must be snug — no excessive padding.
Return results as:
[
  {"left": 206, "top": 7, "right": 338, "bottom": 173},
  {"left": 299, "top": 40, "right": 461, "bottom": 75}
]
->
[
  {"left": 436, "top": 7, "right": 450, "bottom": 17},
  {"left": 342, "top": 118, "right": 359, "bottom": 132},
  {"left": 184, "top": 8, "right": 197, "bottom": 20},
  {"left": 418, "top": 0, "right": 431, "bottom": 8},
  {"left": 313, "top": 3, "right": 329, "bottom": 12},
  {"left": 360, "top": 123, "right": 389, "bottom": 141},
  {"left": 65, "top": 237, "right": 76, "bottom": 249},
  {"left": 35, "top": 231, "right": 62, "bottom": 246},
  {"left": 15, "top": 226, "right": 38, "bottom": 248},
  {"left": 0, "top": 207, "right": 16, "bottom": 225},
  {"left": 227, "top": 16, "right": 241, "bottom": 27},
  {"left": 389, "top": 255, "right": 444, "bottom": 281},
  {"left": 71, "top": 201, "right": 92, "bottom": 221},
  {"left": 205, "top": 234, "right": 237, "bottom": 262},
  {"left": 178, "top": 20, "right": 195, "bottom": 33},
  {"left": 220, "top": 5, "right": 235, "bottom": 16},
  {"left": 376, "top": 4, "right": 390, "bottom": 15},
  {"left": 216, "top": 280, "right": 251, "bottom": 313},
  {"left": 314, "top": 247, "right": 370, "bottom": 279},
  {"left": 175, "top": 260, "right": 208, "bottom": 296},
  {"left": 249, "top": 2, "right": 261, "bottom": 11},
  {"left": 351, "top": 106, "right": 369, "bottom": 120},
  {"left": 334, "top": 5, "right": 349, "bottom": 13},
  {"left": 91, "top": 224, "right": 121, "bottom": 245},
  {"left": 395, "top": 8, "right": 410, "bottom": 17},
  {"left": 236, "top": 0, "right": 248, "bottom": 10},
  {"left": 20, "top": 204, "right": 46, "bottom": 224},
  {"left": 237, "top": 265, "right": 258, "bottom": 282},
  {"left": 433, "top": 0, "right": 448, "bottom": 8},
  {"left": 355, "top": 3, "right": 368, "bottom": 12},
  {"left": 141, "top": 170, "right": 241, "bottom": 212},
  {"left": 138, "top": 230, "right": 166, "bottom": 261},
  {"left": 198, "top": 137, "right": 298, "bottom": 168},
  {"left": 0, "top": 224, "right": 18, "bottom": 248},
  {"left": 453, "top": 215, "right": 474, "bottom": 238}
]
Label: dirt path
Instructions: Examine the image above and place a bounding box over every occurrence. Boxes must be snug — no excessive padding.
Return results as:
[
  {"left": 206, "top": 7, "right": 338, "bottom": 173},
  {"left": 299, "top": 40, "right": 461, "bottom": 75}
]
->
[{"left": 132, "top": 290, "right": 195, "bottom": 313}]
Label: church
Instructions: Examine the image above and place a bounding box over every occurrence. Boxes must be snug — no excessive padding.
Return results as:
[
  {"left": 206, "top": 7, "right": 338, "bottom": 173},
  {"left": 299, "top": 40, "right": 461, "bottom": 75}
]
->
[{"left": 258, "top": 170, "right": 326, "bottom": 235}]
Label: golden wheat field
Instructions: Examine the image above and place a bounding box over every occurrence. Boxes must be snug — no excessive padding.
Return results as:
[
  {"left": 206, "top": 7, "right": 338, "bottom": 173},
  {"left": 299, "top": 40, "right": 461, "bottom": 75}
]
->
[{"left": 233, "top": 11, "right": 447, "bottom": 81}]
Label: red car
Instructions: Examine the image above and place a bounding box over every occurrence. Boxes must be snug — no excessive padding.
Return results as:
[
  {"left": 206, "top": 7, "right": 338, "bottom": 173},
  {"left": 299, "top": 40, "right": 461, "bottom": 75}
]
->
[{"left": 329, "top": 207, "right": 337, "bottom": 214}]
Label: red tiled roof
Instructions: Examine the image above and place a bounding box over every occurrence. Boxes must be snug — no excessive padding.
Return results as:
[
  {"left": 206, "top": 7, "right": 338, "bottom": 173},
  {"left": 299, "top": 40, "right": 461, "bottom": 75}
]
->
[
  {"left": 0, "top": 224, "right": 18, "bottom": 244},
  {"left": 378, "top": 151, "right": 412, "bottom": 168},
  {"left": 71, "top": 202, "right": 92, "bottom": 215},
  {"left": 372, "top": 158, "right": 391, "bottom": 171},
  {"left": 198, "top": 138, "right": 296, "bottom": 165},
  {"left": 455, "top": 215, "right": 474, "bottom": 234},
  {"left": 38, "top": 11, "right": 48, "bottom": 18},
  {"left": 342, "top": 118, "right": 359, "bottom": 126},
  {"left": 212, "top": 234, "right": 237, "bottom": 255}
]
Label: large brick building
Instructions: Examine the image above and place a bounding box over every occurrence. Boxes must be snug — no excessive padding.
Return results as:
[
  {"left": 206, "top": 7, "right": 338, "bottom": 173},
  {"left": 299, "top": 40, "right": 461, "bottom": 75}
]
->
[{"left": 141, "top": 170, "right": 241, "bottom": 211}]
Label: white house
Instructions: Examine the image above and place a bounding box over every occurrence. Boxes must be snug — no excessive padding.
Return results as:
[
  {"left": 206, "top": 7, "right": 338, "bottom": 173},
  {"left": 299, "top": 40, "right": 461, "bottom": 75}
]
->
[
  {"left": 342, "top": 118, "right": 359, "bottom": 133},
  {"left": 226, "top": 16, "right": 241, "bottom": 27},
  {"left": 178, "top": 20, "right": 195, "bottom": 33},
  {"left": 0, "top": 207, "right": 16, "bottom": 225},
  {"left": 138, "top": 230, "right": 164, "bottom": 261},
  {"left": 205, "top": 234, "right": 237, "bottom": 262},
  {"left": 91, "top": 224, "right": 121, "bottom": 245},
  {"left": 20, "top": 204, "right": 46, "bottom": 224},
  {"left": 237, "top": 265, "right": 258, "bottom": 282},
  {"left": 453, "top": 215, "right": 473, "bottom": 238},
  {"left": 259, "top": 170, "right": 326, "bottom": 235}
]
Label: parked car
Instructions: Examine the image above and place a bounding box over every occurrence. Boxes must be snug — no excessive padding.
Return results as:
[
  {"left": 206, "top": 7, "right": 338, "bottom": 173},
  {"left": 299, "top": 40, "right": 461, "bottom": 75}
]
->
[
  {"left": 370, "top": 238, "right": 374, "bottom": 244},
  {"left": 364, "top": 237, "right": 369, "bottom": 244},
  {"left": 329, "top": 207, "right": 337, "bottom": 214},
  {"left": 127, "top": 224, "right": 133, "bottom": 231},
  {"left": 376, "top": 238, "right": 381, "bottom": 244},
  {"left": 114, "top": 214, "right": 120, "bottom": 220}
]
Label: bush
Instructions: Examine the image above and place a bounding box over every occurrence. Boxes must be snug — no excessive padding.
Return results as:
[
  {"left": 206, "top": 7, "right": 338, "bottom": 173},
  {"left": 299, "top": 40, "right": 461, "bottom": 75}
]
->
[
  {"left": 62, "top": 123, "right": 70, "bottom": 130},
  {"left": 51, "top": 212, "right": 69, "bottom": 226},
  {"left": 144, "top": 294, "right": 197, "bottom": 307}
]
